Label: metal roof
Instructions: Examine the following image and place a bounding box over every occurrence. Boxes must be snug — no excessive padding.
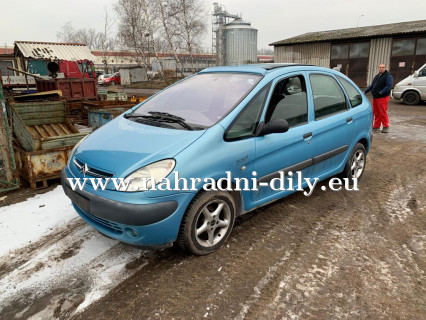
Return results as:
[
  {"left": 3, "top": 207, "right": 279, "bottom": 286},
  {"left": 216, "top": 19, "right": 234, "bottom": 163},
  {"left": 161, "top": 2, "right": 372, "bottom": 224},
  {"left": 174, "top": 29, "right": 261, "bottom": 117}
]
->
[
  {"left": 270, "top": 19, "right": 426, "bottom": 46},
  {"left": 14, "top": 41, "right": 97, "bottom": 61}
]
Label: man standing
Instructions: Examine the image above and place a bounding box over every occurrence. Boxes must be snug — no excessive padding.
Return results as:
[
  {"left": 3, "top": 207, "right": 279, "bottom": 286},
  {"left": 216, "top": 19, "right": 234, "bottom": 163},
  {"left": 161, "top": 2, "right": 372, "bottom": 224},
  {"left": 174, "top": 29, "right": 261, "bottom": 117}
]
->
[{"left": 364, "top": 64, "right": 393, "bottom": 133}]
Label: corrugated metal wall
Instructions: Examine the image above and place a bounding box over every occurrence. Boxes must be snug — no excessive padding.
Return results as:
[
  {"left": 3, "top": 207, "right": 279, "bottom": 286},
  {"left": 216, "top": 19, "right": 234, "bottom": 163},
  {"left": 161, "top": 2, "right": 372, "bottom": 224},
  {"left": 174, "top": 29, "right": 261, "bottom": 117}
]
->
[
  {"left": 274, "top": 42, "right": 331, "bottom": 67},
  {"left": 225, "top": 27, "right": 258, "bottom": 65},
  {"left": 367, "top": 38, "right": 392, "bottom": 84}
]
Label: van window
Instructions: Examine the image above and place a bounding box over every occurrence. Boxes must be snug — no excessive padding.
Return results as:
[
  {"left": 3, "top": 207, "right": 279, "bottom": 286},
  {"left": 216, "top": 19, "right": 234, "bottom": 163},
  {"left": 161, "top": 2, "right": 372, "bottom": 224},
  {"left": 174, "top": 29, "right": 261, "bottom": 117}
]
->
[{"left": 310, "top": 74, "right": 347, "bottom": 119}]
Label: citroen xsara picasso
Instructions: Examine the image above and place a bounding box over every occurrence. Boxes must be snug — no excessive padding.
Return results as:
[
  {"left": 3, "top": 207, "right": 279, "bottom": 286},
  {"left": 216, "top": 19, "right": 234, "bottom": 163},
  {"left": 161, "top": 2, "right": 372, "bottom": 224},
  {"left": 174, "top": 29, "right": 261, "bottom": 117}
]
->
[{"left": 62, "top": 64, "right": 373, "bottom": 255}]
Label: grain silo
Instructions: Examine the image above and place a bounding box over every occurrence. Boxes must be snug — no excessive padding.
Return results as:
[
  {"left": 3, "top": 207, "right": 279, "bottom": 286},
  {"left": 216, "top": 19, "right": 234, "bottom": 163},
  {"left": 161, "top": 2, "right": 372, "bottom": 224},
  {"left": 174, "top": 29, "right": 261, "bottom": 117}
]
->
[
  {"left": 212, "top": 3, "right": 258, "bottom": 66},
  {"left": 225, "top": 19, "right": 258, "bottom": 65}
]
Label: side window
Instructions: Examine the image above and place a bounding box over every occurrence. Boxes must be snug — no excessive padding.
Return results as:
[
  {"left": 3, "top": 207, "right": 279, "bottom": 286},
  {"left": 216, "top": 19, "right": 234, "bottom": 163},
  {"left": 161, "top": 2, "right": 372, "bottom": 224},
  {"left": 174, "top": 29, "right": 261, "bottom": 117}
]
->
[
  {"left": 337, "top": 76, "right": 362, "bottom": 108},
  {"left": 310, "top": 74, "right": 347, "bottom": 119},
  {"left": 225, "top": 84, "right": 269, "bottom": 141},
  {"left": 419, "top": 67, "right": 426, "bottom": 77},
  {"left": 264, "top": 75, "right": 308, "bottom": 127}
]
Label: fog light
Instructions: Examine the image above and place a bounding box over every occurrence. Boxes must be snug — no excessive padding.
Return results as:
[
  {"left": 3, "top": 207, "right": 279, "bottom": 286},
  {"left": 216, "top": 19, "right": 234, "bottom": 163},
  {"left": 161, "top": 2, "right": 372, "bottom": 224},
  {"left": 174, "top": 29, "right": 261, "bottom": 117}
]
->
[{"left": 124, "top": 227, "right": 138, "bottom": 238}]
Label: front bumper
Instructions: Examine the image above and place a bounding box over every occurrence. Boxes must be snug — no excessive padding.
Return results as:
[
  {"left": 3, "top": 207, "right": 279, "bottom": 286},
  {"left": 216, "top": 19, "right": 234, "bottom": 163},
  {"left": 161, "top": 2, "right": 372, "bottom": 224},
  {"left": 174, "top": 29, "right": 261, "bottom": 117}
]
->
[
  {"left": 61, "top": 168, "right": 194, "bottom": 246},
  {"left": 391, "top": 89, "right": 402, "bottom": 100}
]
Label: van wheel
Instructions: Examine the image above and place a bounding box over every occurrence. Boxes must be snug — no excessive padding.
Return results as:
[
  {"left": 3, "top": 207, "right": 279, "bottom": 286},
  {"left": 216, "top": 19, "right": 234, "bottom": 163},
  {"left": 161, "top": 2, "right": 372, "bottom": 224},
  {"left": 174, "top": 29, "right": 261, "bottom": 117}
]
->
[
  {"left": 403, "top": 91, "right": 420, "bottom": 105},
  {"left": 340, "top": 143, "right": 366, "bottom": 184},
  {"left": 177, "top": 191, "right": 236, "bottom": 255}
]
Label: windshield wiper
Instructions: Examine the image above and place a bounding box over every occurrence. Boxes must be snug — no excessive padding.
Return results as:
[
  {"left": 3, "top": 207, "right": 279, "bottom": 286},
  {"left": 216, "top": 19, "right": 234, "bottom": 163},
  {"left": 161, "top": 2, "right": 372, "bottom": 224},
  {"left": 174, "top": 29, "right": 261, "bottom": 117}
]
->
[{"left": 124, "top": 111, "right": 194, "bottom": 130}]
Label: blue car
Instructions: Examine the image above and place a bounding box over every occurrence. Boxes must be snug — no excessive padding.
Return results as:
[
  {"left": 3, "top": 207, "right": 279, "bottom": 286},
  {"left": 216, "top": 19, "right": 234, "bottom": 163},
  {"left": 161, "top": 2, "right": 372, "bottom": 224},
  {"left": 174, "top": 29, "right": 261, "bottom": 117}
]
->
[{"left": 62, "top": 64, "right": 372, "bottom": 255}]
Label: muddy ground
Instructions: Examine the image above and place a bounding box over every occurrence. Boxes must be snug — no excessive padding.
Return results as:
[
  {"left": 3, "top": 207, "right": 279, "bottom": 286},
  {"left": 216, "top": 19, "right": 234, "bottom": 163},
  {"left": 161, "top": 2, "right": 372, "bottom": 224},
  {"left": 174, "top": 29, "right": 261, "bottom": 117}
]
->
[{"left": 1, "top": 99, "right": 425, "bottom": 319}]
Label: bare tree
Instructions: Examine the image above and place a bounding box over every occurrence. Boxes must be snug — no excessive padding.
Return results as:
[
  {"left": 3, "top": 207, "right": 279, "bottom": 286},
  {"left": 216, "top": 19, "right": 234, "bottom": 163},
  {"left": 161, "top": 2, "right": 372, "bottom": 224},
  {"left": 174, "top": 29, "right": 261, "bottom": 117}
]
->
[
  {"left": 174, "top": 0, "right": 208, "bottom": 73},
  {"left": 258, "top": 48, "right": 274, "bottom": 55},
  {"left": 97, "top": 5, "right": 117, "bottom": 72},
  {"left": 57, "top": 18, "right": 117, "bottom": 74},
  {"left": 57, "top": 22, "right": 100, "bottom": 49},
  {"left": 116, "top": 0, "right": 166, "bottom": 80},
  {"left": 157, "top": 0, "right": 185, "bottom": 77},
  {"left": 115, "top": 0, "right": 209, "bottom": 80}
]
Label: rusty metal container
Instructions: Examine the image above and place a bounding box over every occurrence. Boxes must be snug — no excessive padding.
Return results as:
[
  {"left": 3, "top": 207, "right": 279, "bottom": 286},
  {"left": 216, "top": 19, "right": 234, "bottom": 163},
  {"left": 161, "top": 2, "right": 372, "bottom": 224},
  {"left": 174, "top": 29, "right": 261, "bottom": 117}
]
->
[
  {"left": 82, "top": 100, "right": 136, "bottom": 130},
  {"left": 35, "top": 78, "right": 97, "bottom": 100},
  {"left": 88, "top": 108, "right": 129, "bottom": 130},
  {"left": 13, "top": 145, "right": 73, "bottom": 189}
]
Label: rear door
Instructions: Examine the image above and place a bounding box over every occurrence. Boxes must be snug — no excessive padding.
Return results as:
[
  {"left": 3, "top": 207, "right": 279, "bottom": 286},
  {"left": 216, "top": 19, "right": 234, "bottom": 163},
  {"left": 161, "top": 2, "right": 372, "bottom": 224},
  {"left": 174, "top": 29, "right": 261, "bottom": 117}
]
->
[{"left": 306, "top": 72, "right": 358, "bottom": 179}]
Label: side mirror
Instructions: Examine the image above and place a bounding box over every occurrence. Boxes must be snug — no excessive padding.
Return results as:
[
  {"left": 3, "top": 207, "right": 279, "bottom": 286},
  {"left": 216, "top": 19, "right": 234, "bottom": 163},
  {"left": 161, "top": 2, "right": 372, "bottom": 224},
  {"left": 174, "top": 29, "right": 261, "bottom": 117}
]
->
[
  {"left": 257, "top": 119, "right": 289, "bottom": 136},
  {"left": 413, "top": 71, "right": 419, "bottom": 78}
]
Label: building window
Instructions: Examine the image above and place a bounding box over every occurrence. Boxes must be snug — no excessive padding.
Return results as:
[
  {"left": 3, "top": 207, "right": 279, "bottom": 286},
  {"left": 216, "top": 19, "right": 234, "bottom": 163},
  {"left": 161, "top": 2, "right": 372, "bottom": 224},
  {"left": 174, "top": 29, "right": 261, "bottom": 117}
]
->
[
  {"left": 416, "top": 38, "right": 426, "bottom": 55},
  {"left": 349, "top": 43, "right": 369, "bottom": 58},
  {"left": 392, "top": 39, "right": 415, "bottom": 56},
  {"left": 331, "top": 44, "right": 349, "bottom": 59}
]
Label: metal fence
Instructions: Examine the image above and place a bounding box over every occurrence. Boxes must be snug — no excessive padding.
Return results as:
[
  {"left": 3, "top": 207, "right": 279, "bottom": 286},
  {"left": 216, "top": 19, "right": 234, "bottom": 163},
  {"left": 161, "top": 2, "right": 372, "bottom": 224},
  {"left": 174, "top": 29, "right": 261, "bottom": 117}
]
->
[{"left": 0, "top": 74, "right": 19, "bottom": 193}]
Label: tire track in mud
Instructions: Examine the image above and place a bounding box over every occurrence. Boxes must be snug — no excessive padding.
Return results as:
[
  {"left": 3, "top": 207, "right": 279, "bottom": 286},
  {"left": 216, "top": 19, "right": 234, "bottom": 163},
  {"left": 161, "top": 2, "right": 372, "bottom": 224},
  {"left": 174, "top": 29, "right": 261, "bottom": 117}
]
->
[
  {"left": 72, "top": 192, "right": 351, "bottom": 320},
  {"left": 240, "top": 137, "right": 426, "bottom": 320},
  {"left": 74, "top": 135, "right": 426, "bottom": 320}
]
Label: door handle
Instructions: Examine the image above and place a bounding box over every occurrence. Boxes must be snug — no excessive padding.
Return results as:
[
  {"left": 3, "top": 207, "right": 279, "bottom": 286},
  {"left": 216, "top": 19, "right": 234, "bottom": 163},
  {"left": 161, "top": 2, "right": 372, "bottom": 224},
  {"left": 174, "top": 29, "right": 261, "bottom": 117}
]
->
[
  {"left": 346, "top": 117, "right": 353, "bottom": 123},
  {"left": 303, "top": 132, "right": 313, "bottom": 139}
]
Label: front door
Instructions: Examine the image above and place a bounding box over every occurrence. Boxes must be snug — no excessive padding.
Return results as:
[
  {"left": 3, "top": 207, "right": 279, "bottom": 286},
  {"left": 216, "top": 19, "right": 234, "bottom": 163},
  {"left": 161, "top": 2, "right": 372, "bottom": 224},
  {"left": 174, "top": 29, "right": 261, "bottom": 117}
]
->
[{"left": 253, "top": 73, "right": 313, "bottom": 204}]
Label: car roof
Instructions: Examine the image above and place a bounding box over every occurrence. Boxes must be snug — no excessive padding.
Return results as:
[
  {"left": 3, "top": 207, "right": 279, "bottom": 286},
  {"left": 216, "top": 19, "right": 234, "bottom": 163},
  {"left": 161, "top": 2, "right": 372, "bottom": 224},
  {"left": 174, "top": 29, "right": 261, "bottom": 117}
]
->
[{"left": 199, "top": 63, "right": 326, "bottom": 76}]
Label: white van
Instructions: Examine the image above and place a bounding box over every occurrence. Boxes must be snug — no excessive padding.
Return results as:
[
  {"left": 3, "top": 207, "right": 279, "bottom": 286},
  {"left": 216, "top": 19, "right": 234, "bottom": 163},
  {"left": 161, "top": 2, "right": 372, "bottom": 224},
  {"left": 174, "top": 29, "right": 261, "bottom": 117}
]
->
[{"left": 392, "top": 63, "right": 426, "bottom": 105}]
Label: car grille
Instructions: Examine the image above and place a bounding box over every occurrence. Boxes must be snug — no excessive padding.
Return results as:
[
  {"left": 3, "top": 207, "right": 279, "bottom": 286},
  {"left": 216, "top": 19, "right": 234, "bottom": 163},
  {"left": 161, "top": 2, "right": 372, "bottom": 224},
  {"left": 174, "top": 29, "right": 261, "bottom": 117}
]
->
[
  {"left": 73, "top": 158, "right": 113, "bottom": 178},
  {"left": 79, "top": 209, "right": 123, "bottom": 234}
]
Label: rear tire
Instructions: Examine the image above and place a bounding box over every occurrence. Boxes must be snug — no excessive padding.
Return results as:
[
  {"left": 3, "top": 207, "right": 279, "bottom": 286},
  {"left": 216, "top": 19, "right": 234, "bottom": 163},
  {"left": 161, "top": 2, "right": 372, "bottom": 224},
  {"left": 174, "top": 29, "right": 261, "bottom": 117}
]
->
[
  {"left": 177, "top": 191, "right": 236, "bottom": 255},
  {"left": 340, "top": 143, "right": 366, "bottom": 185},
  {"left": 402, "top": 91, "right": 420, "bottom": 105}
]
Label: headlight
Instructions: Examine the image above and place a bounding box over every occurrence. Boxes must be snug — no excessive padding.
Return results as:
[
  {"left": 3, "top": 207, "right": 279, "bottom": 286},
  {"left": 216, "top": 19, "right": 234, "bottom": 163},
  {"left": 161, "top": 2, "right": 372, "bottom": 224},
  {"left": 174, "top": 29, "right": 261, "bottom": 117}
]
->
[
  {"left": 118, "top": 159, "right": 176, "bottom": 192},
  {"left": 68, "top": 135, "right": 89, "bottom": 165}
]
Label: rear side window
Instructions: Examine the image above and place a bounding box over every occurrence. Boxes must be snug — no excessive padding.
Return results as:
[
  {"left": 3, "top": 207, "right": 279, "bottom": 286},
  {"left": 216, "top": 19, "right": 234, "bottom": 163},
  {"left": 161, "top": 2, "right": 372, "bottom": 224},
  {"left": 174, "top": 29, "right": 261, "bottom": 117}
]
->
[
  {"left": 337, "top": 76, "right": 362, "bottom": 108},
  {"left": 310, "top": 74, "right": 347, "bottom": 119}
]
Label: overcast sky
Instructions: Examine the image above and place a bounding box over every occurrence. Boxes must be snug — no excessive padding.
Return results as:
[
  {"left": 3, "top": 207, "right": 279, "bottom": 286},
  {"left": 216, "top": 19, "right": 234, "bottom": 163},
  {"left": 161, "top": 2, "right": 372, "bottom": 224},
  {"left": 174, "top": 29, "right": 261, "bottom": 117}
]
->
[{"left": 1, "top": 0, "right": 425, "bottom": 50}]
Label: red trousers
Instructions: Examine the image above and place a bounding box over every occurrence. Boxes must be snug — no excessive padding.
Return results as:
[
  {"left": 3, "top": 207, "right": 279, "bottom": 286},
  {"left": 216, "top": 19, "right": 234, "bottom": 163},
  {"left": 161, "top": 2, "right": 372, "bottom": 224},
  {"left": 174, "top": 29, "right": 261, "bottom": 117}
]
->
[{"left": 372, "top": 96, "right": 390, "bottom": 128}]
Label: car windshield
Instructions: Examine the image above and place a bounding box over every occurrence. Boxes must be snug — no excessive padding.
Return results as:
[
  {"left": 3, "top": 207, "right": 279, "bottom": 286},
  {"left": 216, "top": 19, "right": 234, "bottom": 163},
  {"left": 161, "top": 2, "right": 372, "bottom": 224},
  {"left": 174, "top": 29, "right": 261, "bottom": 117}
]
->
[{"left": 132, "top": 73, "right": 262, "bottom": 128}]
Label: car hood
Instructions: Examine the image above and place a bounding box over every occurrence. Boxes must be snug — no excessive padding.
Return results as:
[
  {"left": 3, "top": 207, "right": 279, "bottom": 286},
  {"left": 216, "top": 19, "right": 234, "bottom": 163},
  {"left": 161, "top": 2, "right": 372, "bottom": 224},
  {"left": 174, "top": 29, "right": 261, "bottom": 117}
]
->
[
  {"left": 396, "top": 75, "right": 415, "bottom": 87},
  {"left": 74, "top": 116, "right": 205, "bottom": 177}
]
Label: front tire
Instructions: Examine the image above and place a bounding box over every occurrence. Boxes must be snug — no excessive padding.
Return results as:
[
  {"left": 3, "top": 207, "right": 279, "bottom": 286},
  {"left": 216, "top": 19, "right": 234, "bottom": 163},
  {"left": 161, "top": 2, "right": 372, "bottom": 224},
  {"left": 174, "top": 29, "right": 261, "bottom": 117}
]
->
[
  {"left": 402, "top": 91, "right": 420, "bottom": 105},
  {"left": 340, "top": 143, "right": 366, "bottom": 184},
  {"left": 177, "top": 191, "right": 236, "bottom": 255}
]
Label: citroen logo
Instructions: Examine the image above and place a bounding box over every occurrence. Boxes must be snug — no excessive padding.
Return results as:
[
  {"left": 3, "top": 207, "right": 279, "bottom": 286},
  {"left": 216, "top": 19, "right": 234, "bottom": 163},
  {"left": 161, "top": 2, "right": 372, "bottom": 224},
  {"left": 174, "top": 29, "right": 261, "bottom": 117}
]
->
[{"left": 80, "top": 163, "right": 89, "bottom": 177}]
